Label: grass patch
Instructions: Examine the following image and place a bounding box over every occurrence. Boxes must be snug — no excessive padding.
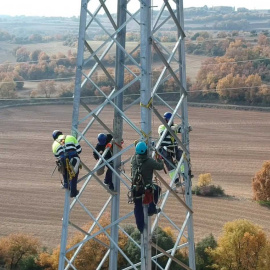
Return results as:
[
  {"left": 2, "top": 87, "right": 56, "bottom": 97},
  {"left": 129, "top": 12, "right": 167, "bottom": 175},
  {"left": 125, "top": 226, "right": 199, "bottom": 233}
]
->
[{"left": 258, "top": 201, "right": 270, "bottom": 209}]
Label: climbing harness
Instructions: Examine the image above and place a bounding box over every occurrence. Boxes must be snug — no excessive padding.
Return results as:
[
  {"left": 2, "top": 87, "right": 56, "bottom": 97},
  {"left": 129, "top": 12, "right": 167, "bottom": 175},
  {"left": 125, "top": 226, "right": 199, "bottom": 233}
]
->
[{"left": 128, "top": 156, "right": 146, "bottom": 203}]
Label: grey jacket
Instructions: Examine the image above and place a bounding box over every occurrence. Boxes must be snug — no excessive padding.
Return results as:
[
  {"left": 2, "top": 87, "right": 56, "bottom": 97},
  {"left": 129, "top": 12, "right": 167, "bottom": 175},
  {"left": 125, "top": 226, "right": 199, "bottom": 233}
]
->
[{"left": 131, "top": 154, "right": 164, "bottom": 186}]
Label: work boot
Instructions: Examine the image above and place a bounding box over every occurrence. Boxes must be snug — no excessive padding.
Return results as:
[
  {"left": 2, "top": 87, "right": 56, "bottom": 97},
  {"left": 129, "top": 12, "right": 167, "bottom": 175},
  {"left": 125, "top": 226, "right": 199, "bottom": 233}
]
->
[
  {"left": 104, "top": 180, "right": 114, "bottom": 191},
  {"left": 109, "top": 183, "right": 114, "bottom": 191},
  {"left": 148, "top": 208, "right": 161, "bottom": 216},
  {"left": 174, "top": 178, "right": 180, "bottom": 185},
  {"left": 61, "top": 183, "right": 68, "bottom": 189},
  {"left": 70, "top": 190, "right": 79, "bottom": 198}
]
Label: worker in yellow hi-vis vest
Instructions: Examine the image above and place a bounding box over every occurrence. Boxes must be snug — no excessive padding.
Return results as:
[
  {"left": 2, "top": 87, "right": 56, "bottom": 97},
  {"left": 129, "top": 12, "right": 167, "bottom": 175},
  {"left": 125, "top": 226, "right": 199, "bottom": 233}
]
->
[
  {"left": 52, "top": 130, "right": 82, "bottom": 198},
  {"left": 158, "top": 112, "right": 184, "bottom": 185}
]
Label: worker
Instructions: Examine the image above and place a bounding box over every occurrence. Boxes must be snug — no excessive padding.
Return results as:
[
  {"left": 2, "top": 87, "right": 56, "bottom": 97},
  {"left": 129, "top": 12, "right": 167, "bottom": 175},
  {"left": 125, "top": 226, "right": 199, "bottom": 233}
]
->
[
  {"left": 158, "top": 112, "right": 184, "bottom": 185},
  {"left": 52, "top": 130, "right": 82, "bottom": 198},
  {"left": 131, "top": 141, "right": 164, "bottom": 233},
  {"left": 93, "top": 133, "right": 114, "bottom": 191}
]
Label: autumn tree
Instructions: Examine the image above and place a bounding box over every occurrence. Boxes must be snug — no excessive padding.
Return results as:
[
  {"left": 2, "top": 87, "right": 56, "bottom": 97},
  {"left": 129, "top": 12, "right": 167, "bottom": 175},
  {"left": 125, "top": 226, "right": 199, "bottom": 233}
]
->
[
  {"left": 28, "top": 34, "right": 43, "bottom": 43},
  {"left": 0, "top": 79, "right": 17, "bottom": 98},
  {"left": 54, "top": 65, "right": 73, "bottom": 78},
  {"left": 258, "top": 84, "right": 270, "bottom": 104},
  {"left": 258, "top": 34, "right": 269, "bottom": 46},
  {"left": 0, "top": 233, "right": 40, "bottom": 270},
  {"left": 59, "top": 82, "right": 74, "bottom": 97},
  {"left": 12, "top": 73, "right": 24, "bottom": 90},
  {"left": 0, "top": 29, "right": 12, "bottom": 41},
  {"left": 257, "top": 242, "right": 270, "bottom": 270},
  {"left": 224, "top": 39, "right": 250, "bottom": 61},
  {"left": 38, "top": 248, "right": 59, "bottom": 270},
  {"left": 38, "top": 214, "right": 128, "bottom": 270},
  {"left": 252, "top": 161, "right": 270, "bottom": 202},
  {"left": 208, "top": 219, "right": 269, "bottom": 270},
  {"left": 244, "top": 74, "right": 262, "bottom": 104},
  {"left": 29, "top": 50, "right": 42, "bottom": 62},
  {"left": 15, "top": 47, "right": 30, "bottom": 62},
  {"left": 0, "top": 62, "right": 14, "bottom": 73},
  {"left": 67, "top": 50, "right": 77, "bottom": 66},
  {"left": 38, "top": 52, "right": 50, "bottom": 62},
  {"left": 216, "top": 73, "right": 247, "bottom": 102},
  {"left": 53, "top": 52, "right": 70, "bottom": 66},
  {"left": 37, "top": 80, "right": 56, "bottom": 98}
]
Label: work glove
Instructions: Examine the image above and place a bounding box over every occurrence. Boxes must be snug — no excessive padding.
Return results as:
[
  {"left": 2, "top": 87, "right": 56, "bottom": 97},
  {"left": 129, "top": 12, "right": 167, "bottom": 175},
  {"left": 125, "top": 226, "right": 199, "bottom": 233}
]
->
[
  {"left": 171, "top": 124, "right": 182, "bottom": 133},
  {"left": 106, "top": 143, "right": 112, "bottom": 148}
]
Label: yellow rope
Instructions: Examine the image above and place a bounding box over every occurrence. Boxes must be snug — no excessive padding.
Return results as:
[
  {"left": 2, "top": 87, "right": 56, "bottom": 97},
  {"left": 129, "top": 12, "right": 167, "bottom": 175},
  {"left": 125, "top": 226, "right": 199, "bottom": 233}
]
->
[
  {"left": 66, "top": 158, "right": 75, "bottom": 180},
  {"left": 140, "top": 97, "right": 153, "bottom": 109}
]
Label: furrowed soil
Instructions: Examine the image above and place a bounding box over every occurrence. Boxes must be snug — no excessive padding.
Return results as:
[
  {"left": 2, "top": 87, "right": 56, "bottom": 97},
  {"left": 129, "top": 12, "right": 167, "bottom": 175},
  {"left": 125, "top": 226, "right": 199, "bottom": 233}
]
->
[{"left": 1, "top": 104, "right": 270, "bottom": 249}]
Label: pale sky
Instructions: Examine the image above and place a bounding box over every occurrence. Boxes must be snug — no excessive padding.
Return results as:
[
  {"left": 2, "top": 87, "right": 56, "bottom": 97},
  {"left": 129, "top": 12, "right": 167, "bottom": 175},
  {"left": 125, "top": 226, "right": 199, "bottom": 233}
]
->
[{"left": 0, "top": 0, "right": 269, "bottom": 17}]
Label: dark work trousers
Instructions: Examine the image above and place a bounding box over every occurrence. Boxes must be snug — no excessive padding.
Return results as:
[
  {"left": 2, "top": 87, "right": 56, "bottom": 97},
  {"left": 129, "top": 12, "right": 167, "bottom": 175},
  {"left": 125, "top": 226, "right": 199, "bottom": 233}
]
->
[
  {"left": 160, "top": 147, "right": 182, "bottom": 171},
  {"left": 104, "top": 163, "right": 114, "bottom": 190},
  {"left": 62, "top": 168, "right": 79, "bottom": 197},
  {"left": 134, "top": 185, "right": 161, "bottom": 233}
]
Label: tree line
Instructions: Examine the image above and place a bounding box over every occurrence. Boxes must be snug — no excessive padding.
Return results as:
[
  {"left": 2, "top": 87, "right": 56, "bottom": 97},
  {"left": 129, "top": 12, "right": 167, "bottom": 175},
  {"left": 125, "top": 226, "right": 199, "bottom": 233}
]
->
[
  {"left": 0, "top": 217, "right": 269, "bottom": 270},
  {"left": 1, "top": 33, "right": 270, "bottom": 105},
  {"left": 190, "top": 37, "right": 270, "bottom": 105}
]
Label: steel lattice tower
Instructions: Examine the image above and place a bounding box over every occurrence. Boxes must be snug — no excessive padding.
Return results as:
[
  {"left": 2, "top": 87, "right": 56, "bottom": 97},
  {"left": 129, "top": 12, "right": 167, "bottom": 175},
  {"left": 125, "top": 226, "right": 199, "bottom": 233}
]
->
[{"left": 58, "top": 1, "right": 195, "bottom": 269}]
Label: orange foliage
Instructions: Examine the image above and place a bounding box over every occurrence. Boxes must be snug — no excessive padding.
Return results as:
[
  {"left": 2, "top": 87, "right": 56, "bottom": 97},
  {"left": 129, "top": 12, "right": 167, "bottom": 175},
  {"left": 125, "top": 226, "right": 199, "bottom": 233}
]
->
[
  {"left": 38, "top": 248, "right": 60, "bottom": 270},
  {"left": 38, "top": 213, "right": 128, "bottom": 270},
  {"left": 0, "top": 233, "right": 40, "bottom": 270},
  {"left": 252, "top": 161, "right": 270, "bottom": 201}
]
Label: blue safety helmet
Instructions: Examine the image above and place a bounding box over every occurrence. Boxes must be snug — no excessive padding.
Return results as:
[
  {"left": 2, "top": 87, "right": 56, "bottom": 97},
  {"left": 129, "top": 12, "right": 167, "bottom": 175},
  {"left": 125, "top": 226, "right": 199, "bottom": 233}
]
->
[
  {"left": 98, "top": 133, "right": 107, "bottom": 145},
  {"left": 52, "top": 130, "right": 63, "bottom": 140},
  {"left": 135, "top": 141, "right": 147, "bottom": 155},
  {"left": 164, "top": 112, "right": 172, "bottom": 122}
]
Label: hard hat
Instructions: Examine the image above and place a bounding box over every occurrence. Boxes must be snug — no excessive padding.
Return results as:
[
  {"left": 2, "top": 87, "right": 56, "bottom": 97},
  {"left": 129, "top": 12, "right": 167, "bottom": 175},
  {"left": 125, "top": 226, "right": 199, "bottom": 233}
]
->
[
  {"left": 164, "top": 112, "right": 172, "bottom": 121},
  {"left": 98, "top": 133, "right": 107, "bottom": 145},
  {"left": 135, "top": 141, "right": 147, "bottom": 155},
  {"left": 52, "top": 130, "right": 63, "bottom": 140}
]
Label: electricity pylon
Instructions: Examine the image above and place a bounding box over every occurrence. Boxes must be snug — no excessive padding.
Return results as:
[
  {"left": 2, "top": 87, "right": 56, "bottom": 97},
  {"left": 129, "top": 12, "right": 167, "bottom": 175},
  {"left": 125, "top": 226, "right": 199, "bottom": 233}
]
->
[{"left": 58, "top": 1, "right": 195, "bottom": 269}]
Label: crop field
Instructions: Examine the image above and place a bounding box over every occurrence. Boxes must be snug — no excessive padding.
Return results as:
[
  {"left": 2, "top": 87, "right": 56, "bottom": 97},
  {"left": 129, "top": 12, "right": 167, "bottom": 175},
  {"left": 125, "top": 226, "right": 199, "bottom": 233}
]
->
[{"left": 1, "top": 104, "right": 270, "bottom": 249}]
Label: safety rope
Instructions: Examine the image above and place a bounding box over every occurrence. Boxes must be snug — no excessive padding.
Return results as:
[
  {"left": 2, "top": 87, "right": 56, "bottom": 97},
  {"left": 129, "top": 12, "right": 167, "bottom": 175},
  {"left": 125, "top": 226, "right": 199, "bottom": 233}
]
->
[
  {"left": 112, "top": 139, "right": 123, "bottom": 149},
  {"left": 140, "top": 96, "right": 153, "bottom": 109},
  {"left": 140, "top": 130, "right": 152, "bottom": 142}
]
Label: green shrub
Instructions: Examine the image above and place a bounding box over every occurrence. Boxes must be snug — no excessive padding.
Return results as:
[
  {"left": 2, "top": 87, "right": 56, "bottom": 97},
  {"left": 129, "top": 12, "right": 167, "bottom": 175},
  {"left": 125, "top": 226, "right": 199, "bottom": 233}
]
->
[
  {"left": 19, "top": 256, "right": 43, "bottom": 270},
  {"left": 192, "top": 185, "right": 225, "bottom": 197},
  {"left": 196, "top": 234, "right": 217, "bottom": 270},
  {"left": 123, "top": 226, "right": 189, "bottom": 269}
]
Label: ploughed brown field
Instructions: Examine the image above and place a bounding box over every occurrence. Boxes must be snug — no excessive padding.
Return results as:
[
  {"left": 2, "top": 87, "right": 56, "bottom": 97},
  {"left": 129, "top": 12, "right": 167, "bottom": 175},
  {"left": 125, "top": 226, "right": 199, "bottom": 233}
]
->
[{"left": 1, "top": 104, "right": 270, "bottom": 249}]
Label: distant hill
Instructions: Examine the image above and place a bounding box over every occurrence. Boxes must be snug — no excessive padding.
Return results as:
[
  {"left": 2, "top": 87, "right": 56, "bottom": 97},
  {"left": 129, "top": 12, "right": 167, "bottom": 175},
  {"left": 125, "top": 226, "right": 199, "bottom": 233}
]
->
[{"left": 0, "top": 5, "right": 270, "bottom": 38}]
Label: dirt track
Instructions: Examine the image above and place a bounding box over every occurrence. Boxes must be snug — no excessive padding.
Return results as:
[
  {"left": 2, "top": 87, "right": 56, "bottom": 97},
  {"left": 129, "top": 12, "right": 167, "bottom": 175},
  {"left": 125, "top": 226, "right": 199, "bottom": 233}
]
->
[{"left": 1, "top": 104, "right": 270, "bottom": 249}]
